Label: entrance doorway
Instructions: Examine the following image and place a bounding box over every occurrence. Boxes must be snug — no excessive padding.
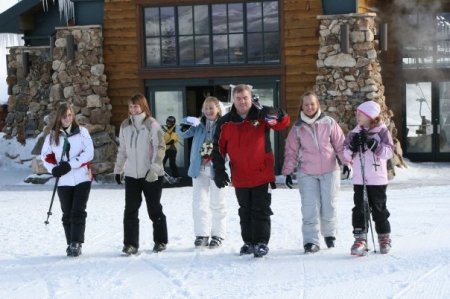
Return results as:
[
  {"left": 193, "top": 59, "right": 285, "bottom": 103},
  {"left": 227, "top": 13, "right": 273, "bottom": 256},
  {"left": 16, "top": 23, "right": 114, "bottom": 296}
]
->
[
  {"left": 404, "top": 81, "right": 450, "bottom": 161},
  {"left": 146, "top": 77, "right": 282, "bottom": 175}
]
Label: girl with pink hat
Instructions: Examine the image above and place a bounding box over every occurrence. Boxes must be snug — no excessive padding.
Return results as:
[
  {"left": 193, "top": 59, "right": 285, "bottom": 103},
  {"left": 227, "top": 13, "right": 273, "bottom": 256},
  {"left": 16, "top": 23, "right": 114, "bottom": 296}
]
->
[{"left": 343, "top": 100, "right": 395, "bottom": 256}]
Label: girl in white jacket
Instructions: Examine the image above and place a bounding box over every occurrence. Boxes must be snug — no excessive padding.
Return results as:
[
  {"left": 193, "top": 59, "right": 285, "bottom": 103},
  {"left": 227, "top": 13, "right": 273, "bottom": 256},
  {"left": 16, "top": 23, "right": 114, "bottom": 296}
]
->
[
  {"left": 41, "top": 103, "right": 94, "bottom": 257},
  {"left": 114, "top": 93, "right": 168, "bottom": 255}
]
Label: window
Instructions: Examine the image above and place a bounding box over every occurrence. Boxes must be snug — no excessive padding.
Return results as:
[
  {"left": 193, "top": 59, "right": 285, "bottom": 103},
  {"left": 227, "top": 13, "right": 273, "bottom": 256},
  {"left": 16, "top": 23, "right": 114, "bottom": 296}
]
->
[
  {"left": 402, "top": 12, "right": 450, "bottom": 69},
  {"left": 143, "top": 1, "right": 280, "bottom": 67}
]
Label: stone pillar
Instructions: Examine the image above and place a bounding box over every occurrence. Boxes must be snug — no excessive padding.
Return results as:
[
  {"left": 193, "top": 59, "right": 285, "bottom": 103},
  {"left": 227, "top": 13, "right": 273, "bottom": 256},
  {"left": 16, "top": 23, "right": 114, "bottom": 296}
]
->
[
  {"left": 4, "top": 46, "right": 52, "bottom": 143},
  {"left": 315, "top": 13, "right": 405, "bottom": 173},
  {"left": 3, "top": 25, "right": 118, "bottom": 180}
]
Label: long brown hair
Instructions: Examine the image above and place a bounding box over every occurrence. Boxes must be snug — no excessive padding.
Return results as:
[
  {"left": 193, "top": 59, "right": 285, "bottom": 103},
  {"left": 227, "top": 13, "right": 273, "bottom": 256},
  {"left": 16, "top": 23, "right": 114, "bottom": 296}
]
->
[
  {"left": 298, "top": 91, "right": 320, "bottom": 116},
  {"left": 50, "top": 103, "right": 78, "bottom": 146},
  {"left": 129, "top": 92, "right": 152, "bottom": 118}
]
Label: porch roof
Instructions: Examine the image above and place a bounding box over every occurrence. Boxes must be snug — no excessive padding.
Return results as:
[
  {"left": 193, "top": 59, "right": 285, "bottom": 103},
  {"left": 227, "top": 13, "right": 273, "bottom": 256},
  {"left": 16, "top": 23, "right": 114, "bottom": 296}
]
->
[{"left": 0, "top": 0, "right": 41, "bottom": 34}]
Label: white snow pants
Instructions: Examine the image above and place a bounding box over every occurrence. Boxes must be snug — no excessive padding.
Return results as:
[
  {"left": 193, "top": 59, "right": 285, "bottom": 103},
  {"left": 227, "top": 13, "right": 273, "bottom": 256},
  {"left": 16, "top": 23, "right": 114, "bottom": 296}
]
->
[
  {"left": 298, "top": 169, "right": 340, "bottom": 246},
  {"left": 192, "top": 165, "right": 227, "bottom": 238}
]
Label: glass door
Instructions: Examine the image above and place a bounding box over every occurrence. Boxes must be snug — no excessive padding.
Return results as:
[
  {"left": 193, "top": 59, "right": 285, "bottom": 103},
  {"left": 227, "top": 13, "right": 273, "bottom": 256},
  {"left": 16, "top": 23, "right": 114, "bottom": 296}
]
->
[
  {"left": 404, "top": 81, "right": 450, "bottom": 161},
  {"left": 438, "top": 82, "right": 450, "bottom": 155},
  {"left": 405, "top": 82, "right": 433, "bottom": 157},
  {"left": 148, "top": 88, "right": 186, "bottom": 173}
]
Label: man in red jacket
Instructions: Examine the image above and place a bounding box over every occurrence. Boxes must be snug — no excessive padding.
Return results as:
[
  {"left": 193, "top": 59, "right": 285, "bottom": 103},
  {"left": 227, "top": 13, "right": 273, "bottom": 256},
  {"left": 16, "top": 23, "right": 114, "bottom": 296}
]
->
[{"left": 212, "top": 84, "right": 290, "bottom": 258}]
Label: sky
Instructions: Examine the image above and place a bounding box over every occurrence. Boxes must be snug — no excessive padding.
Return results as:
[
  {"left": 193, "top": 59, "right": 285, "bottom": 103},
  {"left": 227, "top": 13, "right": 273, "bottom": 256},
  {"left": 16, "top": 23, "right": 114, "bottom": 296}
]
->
[{"left": 0, "top": 133, "right": 449, "bottom": 298}]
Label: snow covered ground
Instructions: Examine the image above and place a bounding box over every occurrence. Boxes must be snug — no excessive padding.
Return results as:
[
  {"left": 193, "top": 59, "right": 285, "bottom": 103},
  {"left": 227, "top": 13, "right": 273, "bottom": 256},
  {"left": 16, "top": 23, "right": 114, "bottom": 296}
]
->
[{"left": 0, "top": 135, "right": 449, "bottom": 299}]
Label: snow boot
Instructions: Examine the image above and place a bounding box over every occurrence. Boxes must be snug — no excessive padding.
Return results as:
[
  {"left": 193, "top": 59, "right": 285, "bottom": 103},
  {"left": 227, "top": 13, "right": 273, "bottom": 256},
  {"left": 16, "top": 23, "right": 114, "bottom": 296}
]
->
[
  {"left": 153, "top": 242, "right": 167, "bottom": 253},
  {"left": 304, "top": 243, "right": 320, "bottom": 254},
  {"left": 209, "top": 236, "right": 223, "bottom": 249},
  {"left": 254, "top": 243, "right": 269, "bottom": 258},
  {"left": 69, "top": 242, "right": 82, "bottom": 257},
  {"left": 378, "top": 233, "right": 391, "bottom": 254},
  {"left": 324, "top": 236, "right": 336, "bottom": 248},
  {"left": 122, "top": 245, "right": 138, "bottom": 255},
  {"left": 239, "top": 242, "right": 254, "bottom": 255},
  {"left": 194, "top": 236, "right": 209, "bottom": 248},
  {"left": 351, "top": 232, "right": 368, "bottom": 256},
  {"left": 66, "top": 245, "right": 72, "bottom": 257}
]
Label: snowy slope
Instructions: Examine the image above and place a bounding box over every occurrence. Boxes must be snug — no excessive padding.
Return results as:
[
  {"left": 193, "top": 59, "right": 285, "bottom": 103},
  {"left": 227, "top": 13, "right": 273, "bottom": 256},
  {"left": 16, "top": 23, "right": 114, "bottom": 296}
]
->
[{"left": 0, "top": 135, "right": 449, "bottom": 298}]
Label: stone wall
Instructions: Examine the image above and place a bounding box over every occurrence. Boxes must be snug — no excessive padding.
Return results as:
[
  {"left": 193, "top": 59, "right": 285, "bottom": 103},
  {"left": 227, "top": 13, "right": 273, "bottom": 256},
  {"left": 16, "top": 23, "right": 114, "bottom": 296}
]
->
[
  {"left": 314, "top": 13, "right": 405, "bottom": 170},
  {"left": 3, "top": 25, "right": 118, "bottom": 179}
]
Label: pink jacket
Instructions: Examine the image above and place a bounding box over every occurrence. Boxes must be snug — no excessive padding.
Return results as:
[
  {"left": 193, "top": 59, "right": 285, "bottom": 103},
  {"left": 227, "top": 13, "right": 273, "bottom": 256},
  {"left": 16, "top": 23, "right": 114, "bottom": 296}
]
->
[
  {"left": 282, "top": 114, "right": 346, "bottom": 176},
  {"left": 343, "top": 124, "right": 394, "bottom": 185}
]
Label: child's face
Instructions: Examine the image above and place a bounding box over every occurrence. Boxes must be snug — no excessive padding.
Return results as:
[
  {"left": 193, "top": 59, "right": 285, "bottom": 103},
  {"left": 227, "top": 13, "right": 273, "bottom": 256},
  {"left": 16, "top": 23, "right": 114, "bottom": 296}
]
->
[
  {"left": 356, "top": 110, "right": 371, "bottom": 128},
  {"left": 203, "top": 102, "right": 219, "bottom": 121},
  {"left": 302, "top": 95, "right": 319, "bottom": 117}
]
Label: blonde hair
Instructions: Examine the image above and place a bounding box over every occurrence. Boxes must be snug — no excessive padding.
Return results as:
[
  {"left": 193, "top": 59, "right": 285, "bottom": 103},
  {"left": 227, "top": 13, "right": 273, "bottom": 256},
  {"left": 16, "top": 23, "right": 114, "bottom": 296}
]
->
[
  {"left": 298, "top": 91, "right": 320, "bottom": 116},
  {"left": 202, "top": 96, "right": 222, "bottom": 118},
  {"left": 128, "top": 92, "right": 152, "bottom": 118}
]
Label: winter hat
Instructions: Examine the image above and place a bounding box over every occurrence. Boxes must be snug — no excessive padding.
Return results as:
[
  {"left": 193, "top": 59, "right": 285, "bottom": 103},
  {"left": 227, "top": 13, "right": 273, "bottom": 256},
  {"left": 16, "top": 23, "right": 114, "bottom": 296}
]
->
[
  {"left": 357, "top": 101, "right": 381, "bottom": 120},
  {"left": 166, "top": 116, "right": 176, "bottom": 123}
]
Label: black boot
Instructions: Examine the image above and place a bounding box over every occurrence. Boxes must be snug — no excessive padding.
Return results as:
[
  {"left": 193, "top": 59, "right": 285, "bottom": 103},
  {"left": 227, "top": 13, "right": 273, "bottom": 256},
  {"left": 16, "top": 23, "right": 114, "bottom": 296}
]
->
[
  {"left": 153, "top": 242, "right": 167, "bottom": 253},
  {"left": 194, "top": 236, "right": 209, "bottom": 248},
  {"left": 69, "top": 242, "right": 82, "bottom": 257},
  {"left": 324, "top": 236, "right": 336, "bottom": 248},
  {"left": 122, "top": 245, "right": 138, "bottom": 255},
  {"left": 304, "top": 243, "right": 320, "bottom": 254}
]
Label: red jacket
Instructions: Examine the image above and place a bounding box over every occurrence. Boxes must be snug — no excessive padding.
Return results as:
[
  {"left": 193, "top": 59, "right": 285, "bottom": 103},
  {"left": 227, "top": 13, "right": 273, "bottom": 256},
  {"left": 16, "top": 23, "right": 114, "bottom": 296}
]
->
[{"left": 212, "top": 105, "right": 290, "bottom": 188}]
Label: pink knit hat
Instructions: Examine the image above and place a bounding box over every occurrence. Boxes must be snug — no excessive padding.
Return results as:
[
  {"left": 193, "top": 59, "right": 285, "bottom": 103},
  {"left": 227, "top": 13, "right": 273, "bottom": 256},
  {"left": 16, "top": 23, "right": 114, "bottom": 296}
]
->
[{"left": 357, "top": 101, "right": 381, "bottom": 120}]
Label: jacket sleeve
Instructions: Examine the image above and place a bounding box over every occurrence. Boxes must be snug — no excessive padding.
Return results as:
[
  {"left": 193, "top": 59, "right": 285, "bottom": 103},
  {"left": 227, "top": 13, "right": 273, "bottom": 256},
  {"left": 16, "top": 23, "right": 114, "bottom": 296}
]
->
[
  {"left": 212, "top": 120, "right": 227, "bottom": 174},
  {"left": 40, "top": 133, "right": 56, "bottom": 174},
  {"left": 150, "top": 121, "right": 166, "bottom": 174},
  {"left": 114, "top": 123, "right": 127, "bottom": 174},
  {"left": 176, "top": 119, "right": 196, "bottom": 139},
  {"left": 330, "top": 120, "right": 347, "bottom": 165},
  {"left": 343, "top": 131, "right": 356, "bottom": 163},
  {"left": 373, "top": 126, "right": 394, "bottom": 160},
  {"left": 282, "top": 126, "right": 300, "bottom": 175},
  {"left": 69, "top": 127, "right": 94, "bottom": 169}
]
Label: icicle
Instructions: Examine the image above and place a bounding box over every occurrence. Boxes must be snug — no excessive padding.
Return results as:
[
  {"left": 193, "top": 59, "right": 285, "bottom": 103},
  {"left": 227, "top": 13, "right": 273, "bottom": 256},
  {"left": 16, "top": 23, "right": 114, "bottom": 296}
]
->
[{"left": 41, "top": 0, "right": 74, "bottom": 25}]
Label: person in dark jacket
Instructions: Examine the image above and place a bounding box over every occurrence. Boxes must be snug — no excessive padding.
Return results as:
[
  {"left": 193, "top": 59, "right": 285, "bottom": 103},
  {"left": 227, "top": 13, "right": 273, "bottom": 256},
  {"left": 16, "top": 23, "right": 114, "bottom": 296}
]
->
[
  {"left": 211, "top": 84, "right": 290, "bottom": 258},
  {"left": 41, "top": 103, "right": 94, "bottom": 257}
]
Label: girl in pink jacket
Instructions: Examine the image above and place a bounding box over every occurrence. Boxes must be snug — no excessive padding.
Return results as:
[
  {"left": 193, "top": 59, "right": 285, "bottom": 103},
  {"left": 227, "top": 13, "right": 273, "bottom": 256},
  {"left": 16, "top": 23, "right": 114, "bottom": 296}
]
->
[
  {"left": 343, "top": 101, "right": 394, "bottom": 256},
  {"left": 282, "top": 91, "right": 347, "bottom": 254}
]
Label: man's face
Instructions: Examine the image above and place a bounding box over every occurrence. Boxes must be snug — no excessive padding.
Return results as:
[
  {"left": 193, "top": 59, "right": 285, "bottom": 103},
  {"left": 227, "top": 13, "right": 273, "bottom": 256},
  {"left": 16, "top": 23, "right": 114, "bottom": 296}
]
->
[{"left": 233, "top": 90, "right": 252, "bottom": 116}]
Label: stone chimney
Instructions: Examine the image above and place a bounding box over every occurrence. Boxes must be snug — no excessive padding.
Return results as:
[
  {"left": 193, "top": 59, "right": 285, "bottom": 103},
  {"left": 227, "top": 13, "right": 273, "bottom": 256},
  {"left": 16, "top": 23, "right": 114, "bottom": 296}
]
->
[{"left": 314, "top": 13, "right": 406, "bottom": 173}]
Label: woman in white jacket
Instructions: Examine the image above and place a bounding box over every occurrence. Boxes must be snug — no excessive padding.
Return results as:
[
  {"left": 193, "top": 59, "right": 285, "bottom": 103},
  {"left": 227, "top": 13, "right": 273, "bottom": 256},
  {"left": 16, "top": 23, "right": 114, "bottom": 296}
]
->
[
  {"left": 114, "top": 93, "right": 168, "bottom": 255},
  {"left": 41, "top": 103, "right": 94, "bottom": 257}
]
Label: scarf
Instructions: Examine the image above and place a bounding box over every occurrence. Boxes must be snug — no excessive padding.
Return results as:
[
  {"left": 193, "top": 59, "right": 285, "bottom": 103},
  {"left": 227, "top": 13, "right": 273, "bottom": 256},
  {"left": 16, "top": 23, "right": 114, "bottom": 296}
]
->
[{"left": 300, "top": 108, "right": 321, "bottom": 125}]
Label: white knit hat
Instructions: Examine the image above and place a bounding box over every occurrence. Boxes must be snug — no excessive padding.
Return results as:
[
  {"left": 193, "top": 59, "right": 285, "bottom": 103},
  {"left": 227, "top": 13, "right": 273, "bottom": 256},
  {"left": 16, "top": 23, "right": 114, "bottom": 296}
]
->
[{"left": 357, "top": 101, "right": 381, "bottom": 120}]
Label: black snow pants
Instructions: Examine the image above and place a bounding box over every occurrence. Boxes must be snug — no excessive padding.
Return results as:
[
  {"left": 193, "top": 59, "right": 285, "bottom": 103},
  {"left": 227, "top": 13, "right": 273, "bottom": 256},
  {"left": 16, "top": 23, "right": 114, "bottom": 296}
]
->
[
  {"left": 57, "top": 181, "right": 91, "bottom": 244},
  {"left": 123, "top": 176, "right": 168, "bottom": 248},
  {"left": 235, "top": 183, "right": 273, "bottom": 245},
  {"left": 352, "top": 184, "right": 391, "bottom": 234},
  {"left": 163, "top": 149, "right": 179, "bottom": 177}
]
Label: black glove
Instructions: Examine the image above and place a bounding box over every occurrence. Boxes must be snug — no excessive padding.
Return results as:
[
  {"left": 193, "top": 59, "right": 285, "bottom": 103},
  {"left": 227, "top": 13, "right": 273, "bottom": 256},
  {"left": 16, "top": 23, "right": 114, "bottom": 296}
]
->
[
  {"left": 260, "top": 106, "right": 283, "bottom": 125},
  {"left": 285, "top": 175, "right": 293, "bottom": 189},
  {"left": 115, "top": 174, "right": 122, "bottom": 185},
  {"left": 214, "top": 171, "right": 230, "bottom": 189},
  {"left": 342, "top": 165, "right": 351, "bottom": 179},
  {"left": 366, "top": 138, "right": 378, "bottom": 152},
  {"left": 52, "top": 161, "right": 71, "bottom": 177},
  {"left": 349, "top": 131, "right": 368, "bottom": 152}
]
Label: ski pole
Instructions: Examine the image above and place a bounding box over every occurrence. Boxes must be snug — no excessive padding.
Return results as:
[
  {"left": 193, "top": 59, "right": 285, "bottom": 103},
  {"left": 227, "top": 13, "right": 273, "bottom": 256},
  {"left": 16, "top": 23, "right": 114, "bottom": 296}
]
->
[
  {"left": 358, "top": 143, "right": 376, "bottom": 253},
  {"left": 44, "top": 138, "right": 70, "bottom": 225}
]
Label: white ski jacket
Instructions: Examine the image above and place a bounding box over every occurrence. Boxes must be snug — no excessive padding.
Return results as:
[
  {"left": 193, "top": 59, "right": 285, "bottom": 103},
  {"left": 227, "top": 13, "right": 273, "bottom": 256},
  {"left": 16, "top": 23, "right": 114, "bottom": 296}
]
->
[
  {"left": 41, "top": 125, "right": 94, "bottom": 187},
  {"left": 114, "top": 114, "right": 166, "bottom": 179}
]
